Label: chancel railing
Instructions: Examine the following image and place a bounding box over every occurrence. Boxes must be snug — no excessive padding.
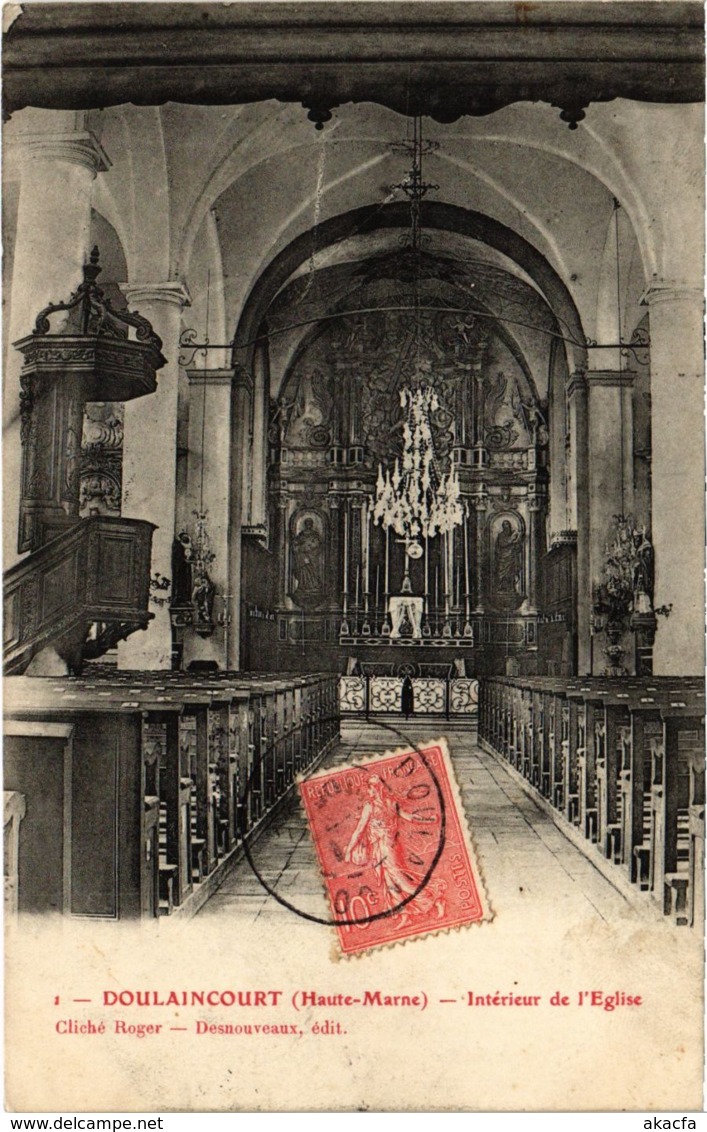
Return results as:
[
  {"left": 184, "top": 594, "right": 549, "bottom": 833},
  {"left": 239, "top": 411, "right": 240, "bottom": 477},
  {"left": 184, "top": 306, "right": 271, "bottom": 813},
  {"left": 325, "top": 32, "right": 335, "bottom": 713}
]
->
[
  {"left": 478, "top": 675, "right": 705, "bottom": 927},
  {"left": 339, "top": 667, "right": 478, "bottom": 718},
  {"left": 4, "top": 669, "right": 339, "bottom": 919}
]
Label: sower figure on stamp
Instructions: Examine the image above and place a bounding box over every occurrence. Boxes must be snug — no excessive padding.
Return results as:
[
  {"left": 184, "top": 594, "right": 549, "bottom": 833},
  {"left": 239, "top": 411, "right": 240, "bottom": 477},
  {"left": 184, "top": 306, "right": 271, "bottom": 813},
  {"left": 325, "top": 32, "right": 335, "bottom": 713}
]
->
[{"left": 343, "top": 775, "right": 446, "bottom": 925}]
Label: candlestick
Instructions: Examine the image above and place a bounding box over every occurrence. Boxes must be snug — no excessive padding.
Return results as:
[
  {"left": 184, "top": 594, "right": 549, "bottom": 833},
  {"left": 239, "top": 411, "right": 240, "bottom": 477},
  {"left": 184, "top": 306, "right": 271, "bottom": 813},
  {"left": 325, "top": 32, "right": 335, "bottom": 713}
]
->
[
  {"left": 364, "top": 499, "right": 371, "bottom": 598},
  {"left": 443, "top": 531, "right": 451, "bottom": 634},
  {"left": 463, "top": 504, "right": 470, "bottom": 599},
  {"left": 355, "top": 564, "right": 360, "bottom": 608},
  {"left": 463, "top": 503, "right": 472, "bottom": 634},
  {"left": 443, "top": 532, "right": 449, "bottom": 597},
  {"left": 343, "top": 504, "right": 349, "bottom": 595},
  {"left": 340, "top": 504, "right": 350, "bottom": 637},
  {"left": 384, "top": 527, "right": 390, "bottom": 597},
  {"left": 456, "top": 534, "right": 461, "bottom": 607},
  {"left": 424, "top": 535, "right": 429, "bottom": 598}
]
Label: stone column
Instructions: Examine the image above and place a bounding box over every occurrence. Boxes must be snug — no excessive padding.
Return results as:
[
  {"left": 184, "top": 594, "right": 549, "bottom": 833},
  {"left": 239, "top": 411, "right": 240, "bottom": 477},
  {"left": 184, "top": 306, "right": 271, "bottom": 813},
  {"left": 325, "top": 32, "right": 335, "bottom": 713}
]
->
[
  {"left": 250, "top": 340, "right": 270, "bottom": 531},
  {"left": 547, "top": 341, "right": 571, "bottom": 540},
  {"left": 566, "top": 373, "right": 590, "bottom": 673},
  {"left": 642, "top": 283, "right": 705, "bottom": 674},
  {"left": 182, "top": 368, "right": 233, "bottom": 670},
  {"left": 4, "top": 128, "right": 110, "bottom": 567},
  {"left": 526, "top": 482, "right": 546, "bottom": 614},
  {"left": 118, "top": 282, "right": 191, "bottom": 670},
  {"left": 328, "top": 493, "right": 342, "bottom": 620},
  {"left": 226, "top": 366, "right": 254, "bottom": 670},
  {"left": 277, "top": 493, "right": 291, "bottom": 606},
  {"left": 585, "top": 370, "right": 635, "bottom": 674},
  {"left": 471, "top": 488, "right": 488, "bottom": 614},
  {"left": 587, "top": 370, "right": 635, "bottom": 549}
]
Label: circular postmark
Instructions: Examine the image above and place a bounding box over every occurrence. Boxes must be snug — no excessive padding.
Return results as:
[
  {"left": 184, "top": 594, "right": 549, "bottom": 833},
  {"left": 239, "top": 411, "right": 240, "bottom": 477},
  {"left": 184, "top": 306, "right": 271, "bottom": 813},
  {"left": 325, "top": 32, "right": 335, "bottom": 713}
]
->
[{"left": 240, "top": 718, "right": 447, "bottom": 928}]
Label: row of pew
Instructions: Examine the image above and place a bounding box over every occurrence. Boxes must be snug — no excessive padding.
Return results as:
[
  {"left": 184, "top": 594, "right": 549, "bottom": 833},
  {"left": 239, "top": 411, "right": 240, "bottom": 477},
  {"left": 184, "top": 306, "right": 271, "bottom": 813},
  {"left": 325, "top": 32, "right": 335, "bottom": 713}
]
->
[
  {"left": 4, "top": 669, "right": 340, "bottom": 919},
  {"left": 478, "top": 675, "right": 705, "bottom": 927}
]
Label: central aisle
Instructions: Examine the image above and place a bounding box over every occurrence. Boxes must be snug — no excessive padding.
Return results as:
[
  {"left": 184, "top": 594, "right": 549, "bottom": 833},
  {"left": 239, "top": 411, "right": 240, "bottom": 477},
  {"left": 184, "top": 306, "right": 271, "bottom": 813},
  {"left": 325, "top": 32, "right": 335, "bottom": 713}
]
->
[{"left": 198, "top": 722, "right": 649, "bottom": 927}]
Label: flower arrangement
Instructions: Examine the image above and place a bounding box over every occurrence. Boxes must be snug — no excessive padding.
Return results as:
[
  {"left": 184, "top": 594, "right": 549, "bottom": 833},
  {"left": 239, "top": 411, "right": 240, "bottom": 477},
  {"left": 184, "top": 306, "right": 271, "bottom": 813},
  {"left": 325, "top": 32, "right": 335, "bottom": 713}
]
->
[{"left": 592, "top": 514, "right": 641, "bottom": 633}]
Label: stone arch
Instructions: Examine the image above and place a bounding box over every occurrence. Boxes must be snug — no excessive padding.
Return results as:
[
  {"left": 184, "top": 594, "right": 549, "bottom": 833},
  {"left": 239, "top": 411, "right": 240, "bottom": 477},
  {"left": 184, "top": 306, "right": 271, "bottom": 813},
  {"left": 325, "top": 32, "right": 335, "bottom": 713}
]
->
[
  {"left": 232, "top": 200, "right": 588, "bottom": 377},
  {"left": 272, "top": 252, "right": 545, "bottom": 409}
]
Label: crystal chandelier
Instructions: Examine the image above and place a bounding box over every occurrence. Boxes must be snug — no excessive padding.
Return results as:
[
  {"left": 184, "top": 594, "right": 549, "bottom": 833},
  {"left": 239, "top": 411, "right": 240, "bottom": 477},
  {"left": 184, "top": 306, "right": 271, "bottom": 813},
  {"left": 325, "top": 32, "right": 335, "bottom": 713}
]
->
[
  {"left": 369, "top": 118, "right": 467, "bottom": 636},
  {"left": 373, "top": 385, "right": 463, "bottom": 551},
  {"left": 373, "top": 119, "right": 464, "bottom": 561}
]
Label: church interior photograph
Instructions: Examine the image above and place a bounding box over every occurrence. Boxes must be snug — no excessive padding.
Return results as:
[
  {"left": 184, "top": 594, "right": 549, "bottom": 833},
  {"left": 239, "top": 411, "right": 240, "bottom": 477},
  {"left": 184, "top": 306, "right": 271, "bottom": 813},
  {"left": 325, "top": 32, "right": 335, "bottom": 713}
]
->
[{"left": 2, "top": 2, "right": 705, "bottom": 937}]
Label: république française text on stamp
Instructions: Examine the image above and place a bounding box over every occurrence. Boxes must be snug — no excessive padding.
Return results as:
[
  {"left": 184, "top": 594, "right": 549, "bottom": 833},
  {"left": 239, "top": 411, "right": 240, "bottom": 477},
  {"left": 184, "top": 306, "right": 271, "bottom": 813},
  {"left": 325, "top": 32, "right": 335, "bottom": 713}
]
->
[{"left": 299, "top": 739, "right": 491, "bottom": 956}]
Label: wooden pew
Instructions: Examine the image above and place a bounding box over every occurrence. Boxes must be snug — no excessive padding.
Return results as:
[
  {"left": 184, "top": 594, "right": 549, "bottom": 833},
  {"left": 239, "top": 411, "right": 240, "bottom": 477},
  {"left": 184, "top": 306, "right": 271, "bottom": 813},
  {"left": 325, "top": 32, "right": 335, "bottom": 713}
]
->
[
  {"left": 618, "top": 704, "right": 659, "bottom": 884},
  {"left": 687, "top": 744, "right": 705, "bottom": 929},
  {"left": 650, "top": 704, "right": 704, "bottom": 925},
  {"left": 4, "top": 789, "right": 26, "bottom": 919},
  {"left": 569, "top": 685, "right": 602, "bottom": 843},
  {"left": 208, "top": 698, "right": 232, "bottom": 858},
  {"left": 160, "top": 711, "right": 193, "bottom": 907},
  {"left": 4, "top": 688, "right": 185, "bottom": 918},
  {"left": 141, "top": 716, "right": 163, "bottom": 917},
  {"left": 4, "top": 670, "right": 340, "bottom": 919},
  {"left": 478, "top": 674, "right": 704, "bottom": 928}
]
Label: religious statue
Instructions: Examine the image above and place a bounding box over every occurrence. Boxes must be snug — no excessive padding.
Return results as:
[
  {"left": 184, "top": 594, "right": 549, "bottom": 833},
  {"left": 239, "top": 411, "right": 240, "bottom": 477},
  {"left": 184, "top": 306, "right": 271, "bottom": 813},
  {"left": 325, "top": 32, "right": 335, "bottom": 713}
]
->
[
  {"left": 292, "top": 517, "right": 324, "bottom": 595},
  {"left": 191, "top": 567, "right": 216, "bottom": 627},
  {"left": 631, "top": 528, "right": 654, "bottom": 613},
  {"left": 494, "top": 519, "right": 523, "bottom": 596},
  {"left": 171, "top": 533, "right": 193, "bottom": 607},
  {"left": 171, "top": 513, "right": 217, "bottom": 634},
  {"left": 389, "top": 573, "right": 424, "bottom": 639},
  {"left": 286, "top": 369, "right": 332, "bottom": 447}
]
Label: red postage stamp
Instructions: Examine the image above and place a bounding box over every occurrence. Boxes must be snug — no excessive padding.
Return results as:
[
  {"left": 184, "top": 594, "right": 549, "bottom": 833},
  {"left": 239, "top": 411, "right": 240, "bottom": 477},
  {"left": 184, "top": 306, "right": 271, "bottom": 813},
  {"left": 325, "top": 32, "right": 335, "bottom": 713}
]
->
[{"left": 299, "top": 739, "right": 491, "bottom": 956}]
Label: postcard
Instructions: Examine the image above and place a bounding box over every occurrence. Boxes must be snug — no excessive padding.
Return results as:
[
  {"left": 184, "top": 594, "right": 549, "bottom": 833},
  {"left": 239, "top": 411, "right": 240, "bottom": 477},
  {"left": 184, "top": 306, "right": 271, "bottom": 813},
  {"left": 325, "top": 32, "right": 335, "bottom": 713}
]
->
[{"left": 3, "top": 0, "right": 704, "bottom": 1115}]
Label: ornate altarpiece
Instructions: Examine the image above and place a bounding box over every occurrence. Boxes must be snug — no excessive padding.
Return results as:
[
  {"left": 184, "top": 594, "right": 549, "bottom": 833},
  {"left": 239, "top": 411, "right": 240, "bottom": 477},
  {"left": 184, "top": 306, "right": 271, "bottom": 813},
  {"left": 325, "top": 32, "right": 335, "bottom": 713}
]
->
[{"left": 265, "top": 270, "right": 549, "bottom": 674}]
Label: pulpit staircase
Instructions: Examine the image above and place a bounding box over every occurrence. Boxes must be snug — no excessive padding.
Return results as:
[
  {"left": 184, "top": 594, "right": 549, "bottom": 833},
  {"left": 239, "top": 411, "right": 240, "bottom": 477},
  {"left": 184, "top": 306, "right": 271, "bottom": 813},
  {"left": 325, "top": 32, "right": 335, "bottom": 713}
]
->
[{"left": 4, "top": 515, "right": 155, "bottom": 675}]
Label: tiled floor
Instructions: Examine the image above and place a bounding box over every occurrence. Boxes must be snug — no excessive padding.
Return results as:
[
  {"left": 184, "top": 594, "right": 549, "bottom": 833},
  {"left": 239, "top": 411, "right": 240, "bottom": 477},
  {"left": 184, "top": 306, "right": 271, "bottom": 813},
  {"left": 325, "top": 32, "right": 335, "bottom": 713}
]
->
[{"left": 198, "top": 721, "right": 648, "bottom": 926}]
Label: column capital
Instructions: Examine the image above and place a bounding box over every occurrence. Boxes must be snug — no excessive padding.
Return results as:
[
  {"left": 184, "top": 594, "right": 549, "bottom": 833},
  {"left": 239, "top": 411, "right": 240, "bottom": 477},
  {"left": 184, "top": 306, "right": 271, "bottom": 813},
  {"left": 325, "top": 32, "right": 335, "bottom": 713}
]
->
[
  {"left": 9, "top": 130, "right": 111, "bottom": 176},
  {"left": 640, "top": 281, "right": 704, "bottom": 307},
  {"left": 566, "top": 371, "right": 587, "bottom": 398},
  {"left": 232, "top": 364, "right": 254, "bottom": 393},
  {"left": 585, "top": 370, "right": 635, "bottom": 389},
  {"left": 186, "top": 367, "right": 234, "bottom": 386},
  {"left": 120, "top": 281, "right": 191, "bottom": 309}
]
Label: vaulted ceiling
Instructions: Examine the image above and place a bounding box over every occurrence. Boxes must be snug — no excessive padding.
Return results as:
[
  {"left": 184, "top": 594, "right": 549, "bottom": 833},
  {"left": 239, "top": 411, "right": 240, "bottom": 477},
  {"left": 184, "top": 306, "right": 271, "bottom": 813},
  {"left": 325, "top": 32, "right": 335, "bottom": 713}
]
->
[{"left": 3, "top": 5, "right": 703, "bottom": 390}]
